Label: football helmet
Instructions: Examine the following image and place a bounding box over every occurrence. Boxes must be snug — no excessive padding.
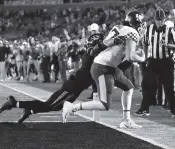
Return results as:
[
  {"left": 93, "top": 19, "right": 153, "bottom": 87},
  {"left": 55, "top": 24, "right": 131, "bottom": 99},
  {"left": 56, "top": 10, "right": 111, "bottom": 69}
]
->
[
  {"left": 125, "top": 11, "right": 146, "bottom": 38},
  {"left": 125, "top": 11, "right": 144, "bottom": 29}
]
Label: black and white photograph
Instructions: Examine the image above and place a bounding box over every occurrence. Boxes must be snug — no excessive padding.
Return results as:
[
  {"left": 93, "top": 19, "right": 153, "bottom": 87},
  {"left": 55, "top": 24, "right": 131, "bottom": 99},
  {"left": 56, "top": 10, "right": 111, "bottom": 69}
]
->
[{"left": 0, "top": 0, "right": 175, "bottom": 148}]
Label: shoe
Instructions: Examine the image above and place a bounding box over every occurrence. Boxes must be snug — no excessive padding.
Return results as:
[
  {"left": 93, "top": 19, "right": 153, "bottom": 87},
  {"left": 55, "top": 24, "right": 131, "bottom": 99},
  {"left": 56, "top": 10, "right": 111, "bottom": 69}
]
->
[
  {"left": 162, "top": 105, "right": 170, "bottom": 110},
  {"left": 26, "top": 76, "right": 30, "bottom": 82},
  {"left": 0, "top": 96, "right": 17, "bottom": 113},
  {"left": 20, "top": 76, "right": 24, "bottom": 81},
  {"left": 62, "top": 101, "right": 73, "bottom": 123},
  {"left": 134, "top": 109, "right": 150, "bottom": 116},
  {"left": 16, "top": 77, "right": 20, "bottom": 81},
  {"left": 18, "top": 109, "right": 31, "bottom": 124},
  {"left": 119, "top": 119, "right": 142, "bottom": 129}
]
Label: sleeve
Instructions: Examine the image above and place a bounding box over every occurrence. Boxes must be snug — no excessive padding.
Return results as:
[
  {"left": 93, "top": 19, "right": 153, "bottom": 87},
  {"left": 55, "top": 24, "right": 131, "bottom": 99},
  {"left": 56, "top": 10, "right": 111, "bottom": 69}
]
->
[
  {"left": 126, "top": 32, "right": 139, "bottom": 43},
  {"left": 169, "top": 28, "right": 175, "bottom": 43},
  {"left": 104, "top": 26, "right": 119, "bottom": 40}
]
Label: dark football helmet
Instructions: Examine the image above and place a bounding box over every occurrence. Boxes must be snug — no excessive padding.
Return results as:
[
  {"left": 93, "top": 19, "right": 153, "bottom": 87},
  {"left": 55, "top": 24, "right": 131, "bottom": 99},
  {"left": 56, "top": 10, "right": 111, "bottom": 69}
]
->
[
  {"left": 124, "top": 11, "right": 144, "bottom": 29},
  {"left": 124, "top": 11, "right": 146, "bottom": 38}
]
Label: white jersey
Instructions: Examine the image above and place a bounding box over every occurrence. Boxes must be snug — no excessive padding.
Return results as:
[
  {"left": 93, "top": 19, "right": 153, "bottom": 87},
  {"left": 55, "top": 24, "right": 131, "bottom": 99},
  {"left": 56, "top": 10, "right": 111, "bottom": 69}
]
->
[{"left": 94, "top": 25, "right": 140, "bottom": 68}]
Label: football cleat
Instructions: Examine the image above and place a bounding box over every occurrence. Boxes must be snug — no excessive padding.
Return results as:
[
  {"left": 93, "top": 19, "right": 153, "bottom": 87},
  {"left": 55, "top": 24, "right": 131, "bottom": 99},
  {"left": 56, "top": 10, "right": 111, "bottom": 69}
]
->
[
  {"left": 119, "top": 118, "right": 142, "bottom": 129},
  {"left": 62, "top": 101, "right": 73, "bottom": 123},
  {"left": 0, "top": 96, "right": 17, "bottom": 113},
  {"left": 18, "top": 109, "right": 31, "bottom": 124},
  {"left": 134, "top": 110, "right": 150, "bottom": 116}
]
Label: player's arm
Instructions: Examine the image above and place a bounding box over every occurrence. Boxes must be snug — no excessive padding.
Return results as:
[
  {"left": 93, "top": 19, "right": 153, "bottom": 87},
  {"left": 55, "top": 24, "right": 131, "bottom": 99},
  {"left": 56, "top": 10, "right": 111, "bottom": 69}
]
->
[
  {"left": 103, "top": 38, "right": 115, "bottom": 47},
  {"left": 103, "top": 27, "right": 116, "bottom": 47},
  {"left": 103, "top": 27, "right": 125, "bottom": 47},
  {"left": 125, "top": 38, "right": 145, "bottom": 63},
  {"left": 143, "top": 39, "right": 149, "bottom": 59}
]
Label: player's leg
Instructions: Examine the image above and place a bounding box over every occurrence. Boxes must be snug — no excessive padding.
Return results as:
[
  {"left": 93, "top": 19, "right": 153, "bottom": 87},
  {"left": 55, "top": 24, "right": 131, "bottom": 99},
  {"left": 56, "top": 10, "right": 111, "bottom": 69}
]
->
[
  {"left": 26, "top": 58, "right": 33, "bottom": 81},
  {"left": 160, "top": 62, "right": 175, "bottom": 115},
  {"left": 0, "top": 94, "right": 57, "bottom": 114},
  {"left": 134, "top": 65, "right": 157, "bottom": 116},
  {"left": 62, "top": 74, "right": 114, "bottom": 123},
  {"left": 88, "top": 80, "right": 97, "bottom": 99},
  {"left": 62, "top": 63, "right": 115, "bottom": 123},
  {"left": 72, "top": 74, "right": 114, "bottom": 110},
  {"left": 0, "top": 96, "right": 17, "bottom": 113},
  {"left": 114, "top": 68, "right": 142, "bottom": 128},
  {"left": 0, "top": 95, "right": 50, "bottom": 123},
  {"left": 17, "top": 88, "right": 68, "bottom": 123},
  {"left": 48, "top": 93, "right": 79, "bottom": 112}
]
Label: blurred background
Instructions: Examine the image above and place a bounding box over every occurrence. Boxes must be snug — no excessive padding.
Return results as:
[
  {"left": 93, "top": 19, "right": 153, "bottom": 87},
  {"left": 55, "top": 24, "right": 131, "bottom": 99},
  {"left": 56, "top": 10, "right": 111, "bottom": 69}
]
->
[{"left": 0, "top": 0, "right": 174, "bottom": 85}]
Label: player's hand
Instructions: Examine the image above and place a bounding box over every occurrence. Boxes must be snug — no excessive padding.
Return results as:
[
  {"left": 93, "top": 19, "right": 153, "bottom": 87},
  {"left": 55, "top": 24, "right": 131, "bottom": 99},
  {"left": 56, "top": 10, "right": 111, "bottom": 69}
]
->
[
  {"left": 67, "top": 73, "right": 76, "bottom": 80},
  {"left": 159, "top": 39, "right": 168, "bottom": 47},
  {"left": 136, "top": 48, "right": 144, "bottom": 56},
  {"left": 86, "top": 45, "right": 99, "bottom": 57}
]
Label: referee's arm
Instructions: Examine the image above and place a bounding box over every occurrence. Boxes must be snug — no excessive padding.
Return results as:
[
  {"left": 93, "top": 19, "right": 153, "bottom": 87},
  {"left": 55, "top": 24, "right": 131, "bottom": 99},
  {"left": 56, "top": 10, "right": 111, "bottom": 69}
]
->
[
  {"left": 142, "top": 26, "right": 149, "bottom": 59},
  {"left": 143, "top": 39, "right": 149, "bottom": 59},
  {"left": 165, "top": 28, "right": 175, "bottom": 48}
]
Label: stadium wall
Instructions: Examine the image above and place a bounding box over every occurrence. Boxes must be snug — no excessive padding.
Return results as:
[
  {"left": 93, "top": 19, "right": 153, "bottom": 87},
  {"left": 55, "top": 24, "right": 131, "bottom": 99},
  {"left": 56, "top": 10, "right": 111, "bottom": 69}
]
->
[{"left": 0, "top": 0, "right": 156, "bottom": 12}]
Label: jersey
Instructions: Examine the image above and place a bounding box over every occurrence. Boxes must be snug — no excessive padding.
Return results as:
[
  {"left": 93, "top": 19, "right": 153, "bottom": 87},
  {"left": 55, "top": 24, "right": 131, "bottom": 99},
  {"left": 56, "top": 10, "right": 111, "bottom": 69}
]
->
[
  {"left": 62, "top": 33, "right": 105, "bottom": 94},
  {"left": 62, "top": 53, "right": 94, "bottom": 94},
  {"left": 94, "top": 25, "right": 140, "bottom": 68}
]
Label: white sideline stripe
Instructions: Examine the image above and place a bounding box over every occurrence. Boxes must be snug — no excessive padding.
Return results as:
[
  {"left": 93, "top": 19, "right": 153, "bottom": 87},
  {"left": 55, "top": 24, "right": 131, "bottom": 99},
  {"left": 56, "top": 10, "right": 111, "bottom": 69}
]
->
[
  {"left": 0, "top": 83, "right": 45, "bottom": 102},
  {"left": 0, "top": 83, "right": 172, "bottom": 149},
  {"left": 0, "top": 120, "right": 89, "bottom": 123}
]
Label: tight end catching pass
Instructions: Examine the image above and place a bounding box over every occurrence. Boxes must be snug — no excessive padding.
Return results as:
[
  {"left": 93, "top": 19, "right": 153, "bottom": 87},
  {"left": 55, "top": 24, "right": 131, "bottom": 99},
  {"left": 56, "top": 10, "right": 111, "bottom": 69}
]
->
[
  {"left": 62, "top": 11, "right": 146, "bottom": 128},
  {"left": 0, "top": 23, "right": 132, "bottom": 124}
]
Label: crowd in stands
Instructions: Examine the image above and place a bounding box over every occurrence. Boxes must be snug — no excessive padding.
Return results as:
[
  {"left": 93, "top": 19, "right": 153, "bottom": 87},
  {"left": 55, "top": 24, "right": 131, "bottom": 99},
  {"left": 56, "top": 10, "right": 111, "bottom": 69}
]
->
[
  {"left": 5, "top": 0, "right": 63, "bottom": 5},
  {"left": 4, "top": 0, "right": 113, "bottom": 5},
  {"left": 0, "top": 0, "right": 174, "bottom": 86}
]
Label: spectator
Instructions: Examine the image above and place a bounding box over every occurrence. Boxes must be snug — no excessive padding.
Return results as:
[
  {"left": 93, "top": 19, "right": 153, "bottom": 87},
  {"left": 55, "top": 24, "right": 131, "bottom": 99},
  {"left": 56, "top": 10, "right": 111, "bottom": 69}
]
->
[{"left": 0, "top": 40, "right": 10, "bottom": 81}]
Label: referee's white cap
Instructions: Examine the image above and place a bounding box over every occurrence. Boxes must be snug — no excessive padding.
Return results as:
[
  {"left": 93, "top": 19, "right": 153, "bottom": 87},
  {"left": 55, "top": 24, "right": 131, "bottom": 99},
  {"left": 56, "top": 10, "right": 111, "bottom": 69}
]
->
[{"left": 89, "top": 23, "right": 99, "bottom": 31}]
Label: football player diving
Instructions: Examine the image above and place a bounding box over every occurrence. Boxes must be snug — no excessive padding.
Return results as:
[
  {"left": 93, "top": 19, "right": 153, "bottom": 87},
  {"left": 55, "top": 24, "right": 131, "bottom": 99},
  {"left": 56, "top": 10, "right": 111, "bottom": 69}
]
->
[
  {"left": 62, "top": 11, "right": 146, "bottom": 129},
  {"left": 0, "top": 23, "right": 129, "bottom": 124}
]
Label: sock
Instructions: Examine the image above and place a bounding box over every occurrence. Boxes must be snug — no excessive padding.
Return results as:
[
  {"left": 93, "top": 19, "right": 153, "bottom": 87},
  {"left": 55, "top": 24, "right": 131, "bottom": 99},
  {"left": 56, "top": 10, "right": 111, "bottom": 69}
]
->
[
  {"left": 16, "top": 102, "right": 19, "bottom": 108},
  {"left": 31, "top": 110, "right": 34, "bottom": 114},
  {"left": 73, "top": 103, "right": 82, "bottom": 112},
  {"left": 123, "top": 110, "right": 130, "bottom": 120}
]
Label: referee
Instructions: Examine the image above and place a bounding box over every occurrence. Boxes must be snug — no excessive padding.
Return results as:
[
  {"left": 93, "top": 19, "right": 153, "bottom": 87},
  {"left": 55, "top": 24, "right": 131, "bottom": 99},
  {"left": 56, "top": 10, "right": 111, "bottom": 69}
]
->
[{"left": 135, "top": 9, "right": 175, "bottom": 116}]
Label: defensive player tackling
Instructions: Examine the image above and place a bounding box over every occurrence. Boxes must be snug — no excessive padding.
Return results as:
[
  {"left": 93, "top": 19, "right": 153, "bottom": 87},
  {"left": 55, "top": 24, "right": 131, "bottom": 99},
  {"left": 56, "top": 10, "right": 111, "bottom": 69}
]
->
[{"left": 62, "top": 11, "right": 146, "bottom": 129}]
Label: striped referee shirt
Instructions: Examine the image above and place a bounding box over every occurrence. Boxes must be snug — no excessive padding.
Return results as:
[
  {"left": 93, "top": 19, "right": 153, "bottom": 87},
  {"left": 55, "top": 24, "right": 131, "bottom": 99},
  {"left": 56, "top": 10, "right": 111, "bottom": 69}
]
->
[{"left": 144, "top": 24, "right": 175, "bottom": 59}]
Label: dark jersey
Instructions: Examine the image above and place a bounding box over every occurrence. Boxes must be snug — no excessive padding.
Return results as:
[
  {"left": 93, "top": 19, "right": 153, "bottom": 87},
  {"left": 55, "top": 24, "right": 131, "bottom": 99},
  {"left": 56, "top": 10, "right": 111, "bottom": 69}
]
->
[
  {"left": 62, "top": 53, "right": 94, "bottom": 94},
  {"left": 62, "top": 33, "right": 104, "bottom": 94}
]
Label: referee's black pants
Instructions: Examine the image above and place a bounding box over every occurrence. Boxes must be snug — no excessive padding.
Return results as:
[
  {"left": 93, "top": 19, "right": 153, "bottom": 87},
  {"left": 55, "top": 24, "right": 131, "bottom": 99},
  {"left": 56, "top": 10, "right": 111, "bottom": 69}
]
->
[
  {"left": 18, "top": 88, "right": 79, "bottom": 114},
  {"left": 140, "top": 58, "right": 175, "bottom": 114}
]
